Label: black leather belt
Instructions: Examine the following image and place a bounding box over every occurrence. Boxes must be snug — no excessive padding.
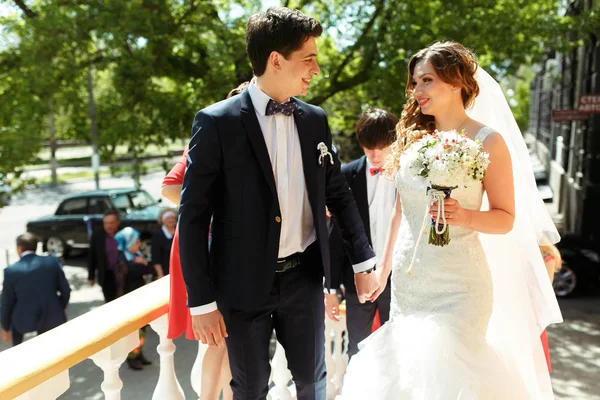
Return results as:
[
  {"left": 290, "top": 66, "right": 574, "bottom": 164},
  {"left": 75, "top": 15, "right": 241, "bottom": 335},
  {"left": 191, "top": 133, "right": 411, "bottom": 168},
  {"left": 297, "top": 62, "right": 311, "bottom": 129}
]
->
[{"left": 276, "top": 252, "right": 302, "bottom": 273}]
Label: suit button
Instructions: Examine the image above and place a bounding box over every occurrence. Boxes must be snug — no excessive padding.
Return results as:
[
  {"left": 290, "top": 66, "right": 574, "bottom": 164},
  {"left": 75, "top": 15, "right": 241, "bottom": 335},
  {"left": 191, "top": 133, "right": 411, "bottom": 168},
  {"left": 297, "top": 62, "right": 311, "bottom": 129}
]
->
[{"left": 275, "top": 216, "right": 281, "bottom": 223}]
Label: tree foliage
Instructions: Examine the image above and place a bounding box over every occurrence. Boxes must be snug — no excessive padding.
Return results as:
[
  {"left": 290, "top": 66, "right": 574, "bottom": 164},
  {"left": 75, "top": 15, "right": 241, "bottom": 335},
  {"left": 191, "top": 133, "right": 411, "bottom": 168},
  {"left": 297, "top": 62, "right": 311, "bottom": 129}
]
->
[{"left": 0, "top": 0, "right": 595, "bottom": 184}]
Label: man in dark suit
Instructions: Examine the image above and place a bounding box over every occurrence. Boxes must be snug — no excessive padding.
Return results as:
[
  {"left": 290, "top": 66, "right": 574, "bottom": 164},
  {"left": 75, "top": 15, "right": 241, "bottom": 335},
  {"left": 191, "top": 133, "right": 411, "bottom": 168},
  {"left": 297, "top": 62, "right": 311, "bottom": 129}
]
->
[
  {"left": 87, "top": 209, "right": 120, "bottom": 302},
  {"left": 326, "top": 108, "right": 398, "bottom": 358},
  {"left": 1, "top": 233, "right": 71, "bottom": 346},
  {"left": 178, "top": 7, "right": 379, "bottom": 399}
]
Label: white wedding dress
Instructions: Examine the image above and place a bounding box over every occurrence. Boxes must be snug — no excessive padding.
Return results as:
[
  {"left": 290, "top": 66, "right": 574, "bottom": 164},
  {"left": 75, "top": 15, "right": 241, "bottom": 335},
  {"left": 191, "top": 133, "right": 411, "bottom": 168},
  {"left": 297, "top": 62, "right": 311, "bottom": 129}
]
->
[{"left": 341, "top": 127, "right": 546, "bottom": 399}]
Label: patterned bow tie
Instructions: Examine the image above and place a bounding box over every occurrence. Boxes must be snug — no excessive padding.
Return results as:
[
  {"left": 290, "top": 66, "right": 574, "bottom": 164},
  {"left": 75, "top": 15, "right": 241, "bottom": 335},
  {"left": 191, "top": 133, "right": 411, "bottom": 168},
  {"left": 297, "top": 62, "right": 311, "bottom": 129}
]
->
[
  {"left": 369, "top": 167, "right": 384, "bottom": 176},
  {"left": 265, "top": 99, "right": 296, "bottom": 116}
]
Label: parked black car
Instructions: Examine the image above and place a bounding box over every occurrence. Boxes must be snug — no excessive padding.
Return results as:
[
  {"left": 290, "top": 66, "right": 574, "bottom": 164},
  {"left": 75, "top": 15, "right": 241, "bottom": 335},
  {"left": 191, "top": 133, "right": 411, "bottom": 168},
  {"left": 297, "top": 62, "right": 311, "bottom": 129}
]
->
[
  {"left": 554, "top": 235, "right": 600, "bottom": 297},
  {"left": 26, "top": 188, "right": 163, "bottom": 258}
]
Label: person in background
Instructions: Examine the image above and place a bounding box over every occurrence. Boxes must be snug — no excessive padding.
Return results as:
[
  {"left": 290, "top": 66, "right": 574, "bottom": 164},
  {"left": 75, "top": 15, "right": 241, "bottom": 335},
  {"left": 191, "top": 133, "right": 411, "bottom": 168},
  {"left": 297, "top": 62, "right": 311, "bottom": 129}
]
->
[
  {"left": 539, "top": 243, "right": 562, "bottom": 373},
  {"left": 114, "top": 226, "right": 155, "bottom": 370},
  {"left": 151, "top": 208, "right": 177, "bottom": 278},
  {"left": 326, "top": 108, "right": 397, "bottom": 358},
  {"left": 1, "top": 233, "right": 71, "bottom": 346},
  {"left": 88, "top": 210, "right": 121, "bottom": 302},
  {"left": 160, "top": 82, "right": 249, "bottom": 400}
]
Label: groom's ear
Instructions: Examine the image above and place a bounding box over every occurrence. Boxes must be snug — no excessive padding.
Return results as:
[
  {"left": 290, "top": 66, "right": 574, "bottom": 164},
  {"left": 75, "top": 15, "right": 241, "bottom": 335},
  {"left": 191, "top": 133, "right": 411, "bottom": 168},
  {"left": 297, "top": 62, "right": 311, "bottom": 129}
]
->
[{"left": 269, "top": 51, "right": 282, "bottom": 71}]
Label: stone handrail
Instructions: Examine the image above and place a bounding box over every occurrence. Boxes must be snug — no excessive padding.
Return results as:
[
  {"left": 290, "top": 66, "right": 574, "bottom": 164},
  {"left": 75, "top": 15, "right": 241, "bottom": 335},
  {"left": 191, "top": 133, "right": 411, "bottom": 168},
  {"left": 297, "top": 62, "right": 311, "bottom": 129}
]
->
[
  {"left": 0, "top": 276, "right": 349, "bottom": 400},
  {"left": 0, "top": 277, "right": 170, "bottom": 399}
]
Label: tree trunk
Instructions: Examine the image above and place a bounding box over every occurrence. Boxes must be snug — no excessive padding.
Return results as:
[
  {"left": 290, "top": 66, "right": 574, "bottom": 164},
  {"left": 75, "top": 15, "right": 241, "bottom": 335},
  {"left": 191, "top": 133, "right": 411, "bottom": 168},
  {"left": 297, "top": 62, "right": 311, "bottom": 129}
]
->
[
  {"left": 87, "top": 68, "right": 100, "bottom": 189},
  {"left": 48, "top": 98, "right": 58, "bottom": 186}
]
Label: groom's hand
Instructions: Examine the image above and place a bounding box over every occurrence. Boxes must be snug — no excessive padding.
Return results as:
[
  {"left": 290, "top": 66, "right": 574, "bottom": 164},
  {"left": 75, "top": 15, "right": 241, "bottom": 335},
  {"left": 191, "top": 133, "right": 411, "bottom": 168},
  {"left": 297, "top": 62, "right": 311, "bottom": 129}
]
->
[
  {"left": 192, "top": 310, "right": 228, "bottom": 347},
  {"left": 354, "top": 272, "right": 379, "bottom": 303}
]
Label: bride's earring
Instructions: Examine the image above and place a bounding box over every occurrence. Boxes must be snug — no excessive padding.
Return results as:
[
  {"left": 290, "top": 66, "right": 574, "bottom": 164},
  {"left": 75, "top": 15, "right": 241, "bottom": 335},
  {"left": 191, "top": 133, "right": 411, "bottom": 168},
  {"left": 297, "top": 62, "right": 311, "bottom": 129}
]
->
[{"left": 452, "top": 88, "right": 458, "bottom": 93}]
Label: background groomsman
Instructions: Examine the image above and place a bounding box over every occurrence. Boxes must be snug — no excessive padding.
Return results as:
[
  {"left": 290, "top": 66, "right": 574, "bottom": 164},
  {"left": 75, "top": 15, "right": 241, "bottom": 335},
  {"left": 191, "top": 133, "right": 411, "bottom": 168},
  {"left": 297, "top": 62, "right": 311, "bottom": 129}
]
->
[{"left": 326, "top": 108, "right": 398, "bottom": 358}]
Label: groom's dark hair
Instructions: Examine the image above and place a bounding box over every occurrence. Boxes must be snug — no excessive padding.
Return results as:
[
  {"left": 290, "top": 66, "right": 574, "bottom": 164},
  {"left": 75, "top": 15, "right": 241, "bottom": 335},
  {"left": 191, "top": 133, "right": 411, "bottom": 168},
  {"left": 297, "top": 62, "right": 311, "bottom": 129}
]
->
[
  {"left": 246, "top": 7, "right": 322, "bottom": 76},
  {"left": 356, "top": 108, "right": 398, "bottom": 149}
]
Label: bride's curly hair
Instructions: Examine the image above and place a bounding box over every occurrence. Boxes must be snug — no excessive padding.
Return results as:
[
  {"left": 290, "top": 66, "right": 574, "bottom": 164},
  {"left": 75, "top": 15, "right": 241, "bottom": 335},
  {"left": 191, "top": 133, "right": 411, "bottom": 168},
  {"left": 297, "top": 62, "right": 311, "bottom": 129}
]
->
[{"left": 384, "top": 41, "right": 480, "bottom": 178}]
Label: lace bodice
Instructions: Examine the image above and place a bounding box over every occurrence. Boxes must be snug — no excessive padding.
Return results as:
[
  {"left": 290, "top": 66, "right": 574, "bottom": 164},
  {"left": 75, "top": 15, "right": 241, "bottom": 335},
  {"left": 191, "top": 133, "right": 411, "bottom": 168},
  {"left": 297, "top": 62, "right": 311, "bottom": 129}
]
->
[{"left": 390, "top": 127, "right": 495, "bottom": 335}]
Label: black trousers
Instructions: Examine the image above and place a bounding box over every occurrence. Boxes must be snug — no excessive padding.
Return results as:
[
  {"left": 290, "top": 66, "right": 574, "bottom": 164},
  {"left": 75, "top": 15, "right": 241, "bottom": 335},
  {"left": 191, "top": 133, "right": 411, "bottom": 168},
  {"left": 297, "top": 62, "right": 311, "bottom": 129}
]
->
[
  {"left": 220, "top": 246, "right": 327, "bottom": 400},
  {"left": 12, "top": 327, "right": 48, "bottom": 346},
  {"left": 345, "top": 280, "right": 392, "bottom": 358},
  {"left": 102, "top": 270, "right": 117, "bottom": 303}
]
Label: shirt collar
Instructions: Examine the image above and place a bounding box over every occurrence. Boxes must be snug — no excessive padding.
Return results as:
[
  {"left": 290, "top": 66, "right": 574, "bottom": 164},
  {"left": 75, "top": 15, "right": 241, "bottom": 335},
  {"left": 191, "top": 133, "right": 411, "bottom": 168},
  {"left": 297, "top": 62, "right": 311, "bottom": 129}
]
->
[
  {"left": 20, "top": 251, "right": 35, "bottom": 258},
  {"left": 161, "top": 225, "right": 174, "bottom": 240},
  {"left": 248, "top": 79, "right": 291, "bottom": 117}
]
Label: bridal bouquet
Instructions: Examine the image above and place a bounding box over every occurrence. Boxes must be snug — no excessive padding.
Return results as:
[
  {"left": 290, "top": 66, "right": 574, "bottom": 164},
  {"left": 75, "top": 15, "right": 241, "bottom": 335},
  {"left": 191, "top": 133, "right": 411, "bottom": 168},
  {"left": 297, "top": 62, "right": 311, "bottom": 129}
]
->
[{"left": 409, "top": 129, "right": 490, "bottom": 248}]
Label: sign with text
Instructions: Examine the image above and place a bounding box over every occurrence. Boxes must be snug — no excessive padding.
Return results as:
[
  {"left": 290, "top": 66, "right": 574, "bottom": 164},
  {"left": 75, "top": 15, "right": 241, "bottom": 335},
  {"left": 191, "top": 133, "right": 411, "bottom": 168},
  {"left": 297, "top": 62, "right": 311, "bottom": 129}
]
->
[
  {"left": 578, "top": 94, "right": 600, "bottom": 113},
  {"left": 552, "top": 109, "right": 589, "bottom": 122}
]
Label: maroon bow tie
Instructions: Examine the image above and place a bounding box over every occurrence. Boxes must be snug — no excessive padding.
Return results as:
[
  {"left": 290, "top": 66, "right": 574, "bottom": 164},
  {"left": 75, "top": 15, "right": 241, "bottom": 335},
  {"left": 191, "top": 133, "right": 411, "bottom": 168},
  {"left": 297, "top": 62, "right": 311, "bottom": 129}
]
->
[
  {"left": 369, "top": 167, "right": 383, "bottom": 176},
  {"left": 265, "top": 99, "right": 296, "bottom": 116}
]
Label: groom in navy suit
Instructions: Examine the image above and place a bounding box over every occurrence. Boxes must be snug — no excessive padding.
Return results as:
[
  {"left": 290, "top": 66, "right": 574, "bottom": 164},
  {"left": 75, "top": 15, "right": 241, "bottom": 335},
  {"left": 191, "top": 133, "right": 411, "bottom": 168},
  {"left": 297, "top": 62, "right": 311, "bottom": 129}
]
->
[{"left": 178, "top": 7, "right": 379, "bottom": 399}]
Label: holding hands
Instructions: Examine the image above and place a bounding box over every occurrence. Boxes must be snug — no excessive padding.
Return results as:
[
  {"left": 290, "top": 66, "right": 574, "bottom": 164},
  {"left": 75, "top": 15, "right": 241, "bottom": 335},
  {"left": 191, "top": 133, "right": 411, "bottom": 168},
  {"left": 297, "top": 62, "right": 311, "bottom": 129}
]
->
[
  {"left": 324, "top": 293, "right": 341, "bottom": 321},
  {"left": 354, "top": 271, "right": 380, "bottom": 304},
  {"left": 429, "top": 198, "right": 472, "bottom": 228},
  {"left": 369, "top": 258, "right": 391, "bottom": 303}
]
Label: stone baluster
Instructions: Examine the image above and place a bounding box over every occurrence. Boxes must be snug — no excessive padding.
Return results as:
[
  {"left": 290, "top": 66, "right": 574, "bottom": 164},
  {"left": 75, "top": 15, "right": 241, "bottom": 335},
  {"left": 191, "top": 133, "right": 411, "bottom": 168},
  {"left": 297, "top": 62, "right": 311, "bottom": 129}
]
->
[
  {"left": 14, "top": 370, "right": 70, "bottom": 400},
  {"left": 89, "top": 331, "right": 139, "bottom": 400},
  {"left": 269, "top": 341, "right": 294, "bottom": 400},
  {"left": 333, "top": 315, "right": 348, "bottom": 393},
  {"left": 190, "top": 340, "right": 208, "bottom": 399},
  {"left": 149, "top": 314, "right": 185, "bottom": 400},
  {"left": 324, "top": 315, "right": 348, "bottom": 399},
  {"left": 324, "top": 318, "right": 337, "bottom": 400}
]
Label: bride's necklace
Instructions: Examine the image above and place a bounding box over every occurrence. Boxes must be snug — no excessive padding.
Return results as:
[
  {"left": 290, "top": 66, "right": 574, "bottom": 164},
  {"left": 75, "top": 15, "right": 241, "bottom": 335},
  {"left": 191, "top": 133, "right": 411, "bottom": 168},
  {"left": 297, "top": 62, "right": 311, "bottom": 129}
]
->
[{"left": 455, "top": 116, "right": 470, "bottom": 133}]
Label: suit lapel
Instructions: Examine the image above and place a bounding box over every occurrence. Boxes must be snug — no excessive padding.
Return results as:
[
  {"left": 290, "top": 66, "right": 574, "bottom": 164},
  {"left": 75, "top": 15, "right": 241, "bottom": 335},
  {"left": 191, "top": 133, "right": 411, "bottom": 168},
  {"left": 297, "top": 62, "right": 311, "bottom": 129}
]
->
[
  {"left": 294, "top": 102, "right": 318, "bottom": 208},
  {"left": 240, "top": 91, "right": 278, "bottom": 198},
  {"left": 353, "top": 156, "right": 371, "bottom": 244}
]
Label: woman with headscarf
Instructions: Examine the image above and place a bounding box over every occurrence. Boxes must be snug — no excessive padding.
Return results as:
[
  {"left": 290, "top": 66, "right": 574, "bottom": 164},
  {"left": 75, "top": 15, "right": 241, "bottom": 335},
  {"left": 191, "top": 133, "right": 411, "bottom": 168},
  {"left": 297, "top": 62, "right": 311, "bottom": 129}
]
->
[{"left": 115, "top": 226, "right": 154, "bottom": 370}]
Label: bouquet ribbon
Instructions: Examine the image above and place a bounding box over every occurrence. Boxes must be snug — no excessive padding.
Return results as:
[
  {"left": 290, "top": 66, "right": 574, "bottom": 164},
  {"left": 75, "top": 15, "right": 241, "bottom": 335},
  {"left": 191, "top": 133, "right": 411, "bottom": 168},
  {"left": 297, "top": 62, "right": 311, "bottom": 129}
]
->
[{"left": 406, "top": 188, "right": 448, "bottom": 275}]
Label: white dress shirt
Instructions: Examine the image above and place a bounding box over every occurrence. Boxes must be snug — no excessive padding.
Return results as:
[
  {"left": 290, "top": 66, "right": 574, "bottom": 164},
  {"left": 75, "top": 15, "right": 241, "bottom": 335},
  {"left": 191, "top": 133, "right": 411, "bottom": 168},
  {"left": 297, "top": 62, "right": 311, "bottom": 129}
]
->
[
  {"left": 247, "top": 82, "right": 317, "bottom": 258},
  {"left": 366, "top": 159, "right": 396, "bottom": 259}
]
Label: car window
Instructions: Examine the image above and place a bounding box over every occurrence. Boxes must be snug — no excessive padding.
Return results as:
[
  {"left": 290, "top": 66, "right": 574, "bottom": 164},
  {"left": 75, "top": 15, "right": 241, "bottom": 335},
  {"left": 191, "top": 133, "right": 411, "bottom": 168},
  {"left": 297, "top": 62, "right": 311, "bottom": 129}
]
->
[
  {"left": 57, "top": 198, "right": 88, "bottom": 215},
  {"left": 88, "top": 197, "right": 111, "bottom": 215},
  {"left": 129, "top": 190, "right": 156, "bottom": 209},
  {"left": 111, "top": 194, "right": 131, "bottom": 212}
]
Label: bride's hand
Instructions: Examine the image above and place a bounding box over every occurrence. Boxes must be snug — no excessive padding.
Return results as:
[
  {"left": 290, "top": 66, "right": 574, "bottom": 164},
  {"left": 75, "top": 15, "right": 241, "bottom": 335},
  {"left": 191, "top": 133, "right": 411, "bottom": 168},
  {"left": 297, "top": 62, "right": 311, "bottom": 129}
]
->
[
  {"left": 369, "top": 258, "right": 391, "bottom": 302},
  {"left": 430, "top": 198, "right": 473, "bottom": 227}
]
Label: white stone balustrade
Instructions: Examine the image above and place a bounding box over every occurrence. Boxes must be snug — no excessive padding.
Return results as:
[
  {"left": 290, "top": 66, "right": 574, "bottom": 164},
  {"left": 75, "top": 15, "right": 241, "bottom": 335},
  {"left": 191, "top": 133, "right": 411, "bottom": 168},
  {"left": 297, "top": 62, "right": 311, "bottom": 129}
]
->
[
  {"left": 190, "top": 341, "right": 208, "bottom": 399},
  {"left": 150, "top": 314, "right": 185, "bottom": 400},
  {"left": 0, "top": 276, "right": 350, "bottom": 400},
  {"left": 90, "top": 332, "right": 140, "bottom": 400}
]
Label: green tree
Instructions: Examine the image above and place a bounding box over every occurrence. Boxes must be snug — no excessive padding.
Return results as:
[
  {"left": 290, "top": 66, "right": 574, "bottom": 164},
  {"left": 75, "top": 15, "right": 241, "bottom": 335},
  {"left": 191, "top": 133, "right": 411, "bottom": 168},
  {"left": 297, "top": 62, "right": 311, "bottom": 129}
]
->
[{"left": 0, "top": 0, "right": 595, "bottom": 178}]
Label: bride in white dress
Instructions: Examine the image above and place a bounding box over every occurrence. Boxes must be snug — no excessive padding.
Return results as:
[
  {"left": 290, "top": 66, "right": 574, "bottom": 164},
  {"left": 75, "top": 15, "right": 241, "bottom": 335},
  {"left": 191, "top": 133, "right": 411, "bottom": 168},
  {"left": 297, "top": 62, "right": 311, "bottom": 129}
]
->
[{"left": 341, "top": 42, "right": 562, "bottom": 399}]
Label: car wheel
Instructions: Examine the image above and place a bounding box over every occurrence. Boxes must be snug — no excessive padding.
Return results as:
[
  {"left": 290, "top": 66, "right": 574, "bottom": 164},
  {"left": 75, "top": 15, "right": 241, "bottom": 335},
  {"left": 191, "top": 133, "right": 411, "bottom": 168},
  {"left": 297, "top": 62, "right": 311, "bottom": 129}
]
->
[
  {"left": 46, "top": 236, "right": 69, "bottom": 259},
  {"left": 553, "top": 261, "right": 578, "bottom": 298}
]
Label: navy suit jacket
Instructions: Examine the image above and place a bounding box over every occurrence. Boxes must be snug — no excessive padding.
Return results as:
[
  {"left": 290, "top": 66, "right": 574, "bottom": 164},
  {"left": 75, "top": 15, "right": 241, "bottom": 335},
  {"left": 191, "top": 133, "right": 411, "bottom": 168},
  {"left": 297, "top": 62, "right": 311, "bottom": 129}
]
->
[
  {"left": 1, "top": 254, "right": 71, "bottom": 334},
  {"left": 178, "top": 89, "right": 375, "bottom": 310},
  {"left": 330, "top": 156, "right": 393, "bottom": 294}
]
